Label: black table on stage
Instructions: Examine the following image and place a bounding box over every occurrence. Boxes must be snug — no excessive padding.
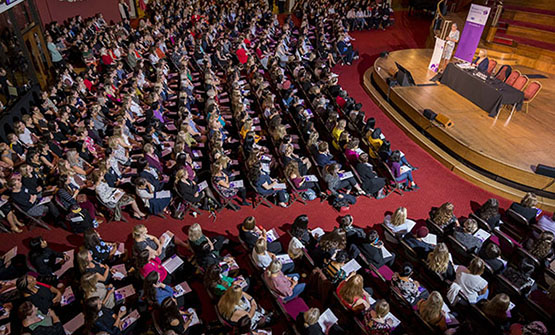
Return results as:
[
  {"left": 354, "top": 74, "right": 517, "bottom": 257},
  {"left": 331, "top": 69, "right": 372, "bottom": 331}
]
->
[{"left": 440, "top": 63, "right": 524, "bottom": 117}]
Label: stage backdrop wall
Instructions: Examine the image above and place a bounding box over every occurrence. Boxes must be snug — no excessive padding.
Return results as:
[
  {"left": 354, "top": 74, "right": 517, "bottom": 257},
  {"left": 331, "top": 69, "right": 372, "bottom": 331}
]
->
[{"left": 34, "top": 0, "right": 121, "bottom": 26}]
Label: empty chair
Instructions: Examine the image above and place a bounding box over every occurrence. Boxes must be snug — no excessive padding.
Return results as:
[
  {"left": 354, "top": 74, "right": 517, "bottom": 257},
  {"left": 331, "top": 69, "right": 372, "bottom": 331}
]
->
[
  {"left": 522, "top": 81, "right": 542, "bottom": 113},
  {"left": 505, "top": 70, "right": 521, "bottom": 86},
  {"left": 495, "top": 64, "right": 512, "bottom": 82},
  {"left": 512, "top": 75, "right": 529, "bottom": 91},
  {"left": 486, "top": 59, "right": 497, "bottom": 76}
]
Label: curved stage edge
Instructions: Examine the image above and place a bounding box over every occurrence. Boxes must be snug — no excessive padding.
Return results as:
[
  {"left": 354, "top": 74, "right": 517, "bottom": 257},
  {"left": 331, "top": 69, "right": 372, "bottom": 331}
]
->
[{"left": 363, "top": 49, "right": 555, "bottom": 212}]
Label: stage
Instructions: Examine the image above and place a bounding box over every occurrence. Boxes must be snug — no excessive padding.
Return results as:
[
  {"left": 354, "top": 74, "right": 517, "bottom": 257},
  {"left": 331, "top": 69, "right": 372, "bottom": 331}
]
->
[{"left": 365, "top": 49, "right": 555, "bottom": 210}]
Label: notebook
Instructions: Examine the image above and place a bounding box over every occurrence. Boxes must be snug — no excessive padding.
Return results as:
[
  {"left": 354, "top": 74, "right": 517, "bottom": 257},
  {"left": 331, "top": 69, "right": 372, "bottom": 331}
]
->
[
  {"left": 317, "top": 308, "right": 338, "bottom": 332},
  {"left": 266, "top": 228, "right": 279, "bottom": 243},
  {"left": 275, "top": 254, "right": 294, "bottom": 264},
  {"left": 160, "top": 231, "right": 174, "bottom": 248},
  {"left": 304, "top": 175, "right": 318, "bottom": 182},
  {"left": 54, "top": 250, "right": 74, "bottom": 278},
  {"left": 422, "top": 233, "right": 437, "bottom": 245},
  {"left": 338, "top": 171, "right": 353, "bottom": 180},
  {"left": 162, "top": 254, "right": 184, "bottom": 274},
  {"left": 342, "top": 259, "right": 361, "bottom": 274},
  {"left": 121, "top": 309, "right": 140, "bottom": 330},
  {"left": 229, "top": 180, "right": 244, "bottom": 188},
  {"left": 60, "top": 286, "right": 75, "bottom": 306},
  {"left": 173, "top": 281, "right": 192, "bottom": 298},
  {"left": 114, "top": 284, "right": 136, "bottom": 301},
  {"left": 111, "top": 263, "right": 127, "bottom": 280},
  {"left": 310, "top": 227, "right": 325, "bottom": 238}
]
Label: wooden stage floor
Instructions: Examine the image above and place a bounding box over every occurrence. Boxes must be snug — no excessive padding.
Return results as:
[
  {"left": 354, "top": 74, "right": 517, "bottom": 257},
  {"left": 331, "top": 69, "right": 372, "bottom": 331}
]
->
[{"left": 370, "top": 49, "right": 555, "bottom": 200}]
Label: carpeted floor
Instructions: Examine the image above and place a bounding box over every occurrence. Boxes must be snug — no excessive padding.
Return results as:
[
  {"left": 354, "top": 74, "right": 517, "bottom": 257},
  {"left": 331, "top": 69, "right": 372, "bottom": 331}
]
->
[{"left": 1, "top": 10, "right": 523, "bottom": 331}]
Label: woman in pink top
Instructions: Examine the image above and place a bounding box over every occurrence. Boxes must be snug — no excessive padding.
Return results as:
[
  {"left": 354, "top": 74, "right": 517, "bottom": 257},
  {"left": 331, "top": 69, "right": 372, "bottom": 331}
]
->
[
  {"left": 264, "top": 260, "right": 305, "bottom": 302},
  {"left": 137, "top": 249, "right": 168, "bottom": 283}
]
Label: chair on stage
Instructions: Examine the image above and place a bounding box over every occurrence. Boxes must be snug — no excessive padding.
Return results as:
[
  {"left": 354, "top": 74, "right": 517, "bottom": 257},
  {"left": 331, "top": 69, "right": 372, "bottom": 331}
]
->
[
  {"left": 505, "top": 70, "right": 521, "bottom": 86},
  {"left": 512, "top": 75, "right": 529, "bottom": 91},
  {"left": 522, "top": 81, "right": 542, "bottom": 114},
  {"left": 495, "top": 64, "right": 512, "bottom": 82},
  {"left": 486, "top": 59, "right": 497, "bottom": 76}
]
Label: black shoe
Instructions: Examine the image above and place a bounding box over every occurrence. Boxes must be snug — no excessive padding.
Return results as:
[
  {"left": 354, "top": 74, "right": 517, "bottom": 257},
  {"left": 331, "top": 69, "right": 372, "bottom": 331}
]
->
[
  {"left": 411, "top": 166, "right": 419, "bottom": 171},
  {"left": 240, "top": 201, "right": 251, "bottom": 206}
]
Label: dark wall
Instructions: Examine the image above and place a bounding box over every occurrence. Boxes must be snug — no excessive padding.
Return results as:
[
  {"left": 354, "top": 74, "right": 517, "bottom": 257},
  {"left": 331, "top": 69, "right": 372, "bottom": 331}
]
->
[{"left": 34, "top": 0, "right": 122, "bottom": 26}]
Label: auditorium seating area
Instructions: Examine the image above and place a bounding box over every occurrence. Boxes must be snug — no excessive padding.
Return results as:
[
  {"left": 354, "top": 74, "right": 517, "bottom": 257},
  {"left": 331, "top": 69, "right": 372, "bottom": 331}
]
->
[{"left": 0, "top": 0, "right": 553, "bottom": 335}]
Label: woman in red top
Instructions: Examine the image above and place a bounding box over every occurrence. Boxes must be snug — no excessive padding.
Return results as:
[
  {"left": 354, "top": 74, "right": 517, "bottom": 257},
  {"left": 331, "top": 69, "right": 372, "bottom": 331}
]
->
[
  {"left": 137, "top": 249, "right": 169, "bottom": 284},
  {"left": 236, "top": 47, "right": 248, "bottom": 65},
  {"left": 337, "top": 273, "right": 374, "bottom": 312}
]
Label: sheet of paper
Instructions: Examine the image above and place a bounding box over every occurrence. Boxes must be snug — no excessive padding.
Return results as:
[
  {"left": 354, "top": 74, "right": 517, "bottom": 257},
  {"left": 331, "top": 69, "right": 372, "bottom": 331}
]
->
[
  {"left": 381, "top": 246, "right": 392, "bottom": 259},
  {"left": 229, "top": 180, "right": 244, "bottom": 188},
  {"left": 474, "top": 228, "right": 491, "bottom": 242},
  {"left": 400, "top": 165, "right": 412, "bottom": 174},
  {"left": 273, "top": 183, "right": 287, "bottom": 190},
  {"left": 342, "top": 259, "right": 361, "bottom": 274},
  {"left": 156, "top": 190, "right": 171, "bottom": 199},
  {"left": 2, "top": 247, "right": 17, "bottom": 263},
  {"left": 198, "top": 180, "right": 208, "bottom": 191},
  {"left": 422, "top": 233, "right": 437, "bottom": 245},
  {"left": 183, "top": 308, "right": 201, "bottom": 326},
  {"left": 114, "top": 284, "right": 136, "bottom": 301},
  {"left": 310, "top": 227, "right": 325, "bottom": 238},
  {"left": 161, "top": 231, "right": 174, "bottom": 249},
  {"left": 112, "top": 263, "right": 127, "bottom": 280},
  {"left": 266, "top": 228, "right": 279, "bottom": 243},
  {"left": 275, "top": 253, "right": 294, "bottom": 264},
  {"left": 162, "top": 254, "right": 184, "bottom": 274},
  {"left": 317, "top": 308, "right": 338, "bottom": 332},
  {"left": 63, "top": 312, "right": 84, "bottom": 335},
  {"left": 61, "top": 286, "right": 75, "bottom": 306},
  {"left": 38, "top": 196, "right": 52, "bottom": 206},
  {"left": 406, "top": 220, "right": 417, "bottom": 233},
  {"left": 304, "top": 175, "right": 318, "bottom": 182},
  {"left": 121, "top": 309, "right": 140, "bottom": 330},
  {"left": 54, "top": 250, "right": 74, "bottom": 278},
  {"left": 173, "top": 281, "right": 192, "bottom": 298},
  {"left": 338, "top": 171, "right": 353, "bottom": 180},
  {"left": 385, "top": 312, "right": 401, "bottom": 328}
]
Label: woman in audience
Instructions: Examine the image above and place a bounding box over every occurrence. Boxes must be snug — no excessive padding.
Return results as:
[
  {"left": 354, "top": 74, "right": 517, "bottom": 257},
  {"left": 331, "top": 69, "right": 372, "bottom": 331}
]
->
[
  {"left": 455, "top": 257, "right": 488, "bottom": 303},
  {"left": 204, "top": 264, "right": 249, "bottom": 298},
  {"left": 476, "top": 198, "right": 501, "bottom": 230},
  {"left": 355, "top": 153, "right": 385, "bottom": 198},
  {"left": 81, "top": 272, "right": 116, "bottom": 309},
  {"left": 503, "top": 258, "right": 536, "bottom": 295},
  {"left": 479, "top": 293, "right": 512, "bottom": 328},
  {"left": 285, "top": 161, "right": 325, "bottom": 200},
  {"left": 249, "top": 163, "right": 289, "bottom": 207},
  {"left": 251, "top": 238, "right": 278, "bottom": 271},
  {"left": 313, "top": 228, "right": 355, "bottom": 266},
  {"left": 160, "top": 297, "right": 203, "bottom": 335},
  {"left": 426, "top": 243, "right": 456, "bottom": 280},
  {"left": 383, "top": 207, "right": 416, "bottom": 236},
  {"left": 391, "top": 263, "right": 429, "bottom": 306},
  {"left": 510, "top": 193, "right": 539, "bottom": 225},
  {"left": 28, "top": 237, "right": 67, "bottom": 277},
  {"left": 143, "top": 271, "right": 175, "bottom": 306},
  {"left": 136, "top": 249, "right": 169, "bottom": 284},
  {"left": 323, "top": 250, "right": 349, "bottom": 285},
  {"left": 416, "top": 291, "right": 447, "bottom": 331},
  {"left": 134, "top": 176, "right": 171, "bottom": 217},
  {"left": 84, "top": 229, "right": 118, "bottom": 264},
  {"left": 19, "top": 301, "right": 64, "bottom": 335},
  {"left": 188, "top": 223, "right": 228, "bottom": 258},
  {"left": 174, "top": 168, "right": 218, "bottom": 210},
  {"left": 364, "top": 299, "right": 395, "bottom": 334},
  {"left": 324, "top": 163, "right": 365, "bottom": 198},
  {"left": 430, "top": 202, "right": 459, "bottom": 230},
  {"left": 133, "top": 224, "right": 168, "bottom": 260},
  {"left": 358, "top": 230, "right": 396, "bottom": 269},
  {"left": 211, "top": 162, "right": 250, "bottom": 206},
  {"left": 336, "top": 273, "right": 374, "bottom": 312},
  {"left": 93, "top": 170, "right": 145, "bottom": 221},
  {"left": 217, "top": 285, "right": 272, "bottom": 332},
  {"left": 76, "top": 249, "right": 112, "bottom": 284},
  {"left": 453, "top": 218, "right": 483, "bottom": 253},
  {"left": 239, "top": 216, "right": 282, "bottom": 253},
  {"left": 16, "top": 274, "right": 61, "bottom": 314},
  {"left": 387, "top": 150, "right": 418, "bottom": 191},
  {"left": 297, "top": 307, "right": 345, "bottom": 335},
  {"left": 479, "top": 243, "right": 506, "bottom": 274},
  {"left": 84, "top": 296, "right": 126, "bottom": 334},
  {"left": 264, "top": 260, "right": 306, "bottom": 302}
]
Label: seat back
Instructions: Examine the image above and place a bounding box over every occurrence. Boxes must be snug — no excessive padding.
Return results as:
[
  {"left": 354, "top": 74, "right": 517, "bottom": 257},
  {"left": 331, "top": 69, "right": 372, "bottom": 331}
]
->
[
  {"left": 523, "top": 81, "right": 541, "bottom": 101},
  {"left": 505, "top": 70, "right": 521, "bottom": 86},
  {"left": 487, "top": 59, "right": 497, "bottom": 75},
  {"left": 506, "top": 208, "right": 529, "bottom": 227},
  {"left": 426, "top": 218, "right": 445, "bottom": 236},
  {"left": 495, "top": 64, "right": 512, "bottom": 81},
  {"left": 512, "top": 75, "right": 529, "bottom": 91}
]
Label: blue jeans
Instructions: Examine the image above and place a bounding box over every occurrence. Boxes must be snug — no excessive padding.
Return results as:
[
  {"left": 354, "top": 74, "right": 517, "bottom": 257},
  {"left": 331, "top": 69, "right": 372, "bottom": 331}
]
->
[
  {"left": 283, "top": 274, "right": 306, "bottom": 302},
  {"left": 476, "top": 288, "right": 489, "bottom": 303},
  {"left": 396, "top": 170, "right": 414, "bottom": 185}
]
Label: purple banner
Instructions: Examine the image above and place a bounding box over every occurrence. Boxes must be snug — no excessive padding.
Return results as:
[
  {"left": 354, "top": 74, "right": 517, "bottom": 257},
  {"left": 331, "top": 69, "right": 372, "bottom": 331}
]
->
[{"left": 454, "top": 4, "right": 491, "bottom": 62}]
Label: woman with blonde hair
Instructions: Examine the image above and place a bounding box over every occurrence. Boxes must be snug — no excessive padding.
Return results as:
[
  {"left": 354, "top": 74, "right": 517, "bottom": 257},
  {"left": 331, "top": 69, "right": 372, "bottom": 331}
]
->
[
  {"left": 337, "top": 274, "right": 373, "bottom": 312},
  {"left": 81, "top": 272, "right": 115, "bottom": 308},
  {"left": 217, "top": 285, "right": 271, "bottom": 331},
  {"left": 383, "top": 207, "right": 416, "bottom": 236},
  {"left": 480, "top": 293, "right": 511, "bottom": 324},
  {"left": 76, "top": 249, "right": 111, "bottom": 283},
  {"left": 509, "top": 192, "right": 539, "bottom": 225},
  {"left": 364, "top": 299, "right": 395, "bottom": 333},
  {"left": 426, "top": 243, "right": 455, "bottom": 280},
  {"left": 430, "top": 202, "right": 459, "bottom": 230},
  {"left": 188, "top": 223, "right": 228, "bottom": 259},
  {"left": 264, "top": 260, "right": 305, "bottom": 302},
  {"left": 454, "top": 218, "right": 483, "bottom": 252},
  {"left": 417, "top": 291, "right": 447, "bottom": 331},
  {"left": 132, "top": 224, "right": 166, "bottom": 259}
]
